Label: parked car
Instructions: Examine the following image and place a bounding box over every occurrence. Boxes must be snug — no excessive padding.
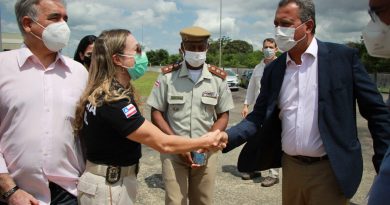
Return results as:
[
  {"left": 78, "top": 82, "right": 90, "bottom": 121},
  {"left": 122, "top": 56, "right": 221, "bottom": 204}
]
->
[
  {"left": 224, "top": 68, "right": 239, "bottom": 91},
  {"left": 240, "top": 70, "right": 253, "bottom": 88}
]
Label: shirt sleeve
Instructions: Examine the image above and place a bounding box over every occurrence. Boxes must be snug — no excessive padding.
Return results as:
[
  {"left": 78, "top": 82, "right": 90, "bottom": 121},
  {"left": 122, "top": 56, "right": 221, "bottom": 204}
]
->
[
  {"left": 245, "top": 73, "right": 256, "bottom": 105},
  {"left": 146, "top": 74, "right": 168, "bottom": 111},
  {"left": 245, "top": 64, "right": 264, "bottom": 105},
  {"left": 216, "top": 79, "right": 234, "bottom": 114},
  {"left": 99, "top": 99, "right": 145, "bottom": 138},
  {"left": 0, "top": 153, "right": 9, "bottom": 173}
]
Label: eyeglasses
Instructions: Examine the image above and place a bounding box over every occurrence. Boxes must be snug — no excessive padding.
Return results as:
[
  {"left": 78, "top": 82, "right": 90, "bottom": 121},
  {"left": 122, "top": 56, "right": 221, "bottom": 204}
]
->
[{"left": 118, "top": 53, "right": 135, "bottom": 59}]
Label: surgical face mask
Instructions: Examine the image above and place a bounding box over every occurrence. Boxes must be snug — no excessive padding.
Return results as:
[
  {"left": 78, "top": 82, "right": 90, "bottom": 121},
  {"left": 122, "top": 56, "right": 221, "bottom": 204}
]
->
[
  {"left": 31, "top": 20, "right": 70, "bottom": 52},
  {"left": 275, "top": 22, "right": 307, "bottom": 52},
  {"left": 83, "top": 55, "right": 91, "bottom": 68},
  {"left": 120, "top": 52, "right": 149, "bottom": 80},
  {"left": 184, "top": 50, "right": 207, "bottom": 67},
  {"left": 263, "top": 48, "right": 275, "bottom": 59},
  {"left": 362, "top": 14, "right": 390, "bottom": 58}
]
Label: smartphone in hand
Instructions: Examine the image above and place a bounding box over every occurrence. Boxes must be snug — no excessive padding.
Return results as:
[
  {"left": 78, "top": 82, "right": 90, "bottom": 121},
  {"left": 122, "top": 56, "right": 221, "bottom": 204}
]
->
[{"left": 191, "top": 152, "right": 207, "bottom": 166}]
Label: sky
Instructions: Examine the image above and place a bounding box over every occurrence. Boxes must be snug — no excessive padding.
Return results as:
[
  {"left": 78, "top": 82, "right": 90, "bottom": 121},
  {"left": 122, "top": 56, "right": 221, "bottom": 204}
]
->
[{"left": 0, "top": 0, "right": 370, "bottom": 57}]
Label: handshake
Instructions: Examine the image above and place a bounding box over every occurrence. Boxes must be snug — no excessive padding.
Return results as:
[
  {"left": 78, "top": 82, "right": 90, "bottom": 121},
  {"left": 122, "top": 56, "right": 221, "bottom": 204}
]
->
[
  {"left": 181, "top": 130, "right": 228, "bottom": 168},
  {"left": 201, "top": 129, "right": 228, "bottom": 151}
]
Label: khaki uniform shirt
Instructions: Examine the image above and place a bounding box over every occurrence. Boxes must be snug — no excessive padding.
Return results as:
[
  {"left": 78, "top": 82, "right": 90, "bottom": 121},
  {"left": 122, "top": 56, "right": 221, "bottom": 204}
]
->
[{"left": 147, "top": 63, "right": 234, "bottom": 137}]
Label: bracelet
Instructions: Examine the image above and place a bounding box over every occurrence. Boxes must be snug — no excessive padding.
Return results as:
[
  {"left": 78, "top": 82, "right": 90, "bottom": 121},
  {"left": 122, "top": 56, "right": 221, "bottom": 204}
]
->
[{"left": 1, "top": 186, "right": 19, "bottom": 200}]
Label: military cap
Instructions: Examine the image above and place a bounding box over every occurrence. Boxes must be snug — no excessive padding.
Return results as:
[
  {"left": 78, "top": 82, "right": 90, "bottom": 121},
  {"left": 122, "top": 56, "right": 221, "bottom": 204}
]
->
[{"left": 180, "top": 26, "right": 211, "bottom": 42}]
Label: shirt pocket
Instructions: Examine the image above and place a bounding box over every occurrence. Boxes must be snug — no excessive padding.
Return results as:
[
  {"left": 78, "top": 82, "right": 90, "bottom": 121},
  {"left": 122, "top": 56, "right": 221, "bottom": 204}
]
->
[
  {"left": 201, "top": 96, "right": 218, "bottom": 116},
  {"left": 167, "top": 94, "right": 185, "bottom": 119},
  {"left": 61, "top": 89, "right": 80, "bottom": 120}
]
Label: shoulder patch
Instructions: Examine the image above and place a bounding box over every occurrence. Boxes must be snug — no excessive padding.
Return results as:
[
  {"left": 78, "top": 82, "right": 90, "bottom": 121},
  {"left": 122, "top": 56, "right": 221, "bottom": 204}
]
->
[
  {"left": 161, "top": 62, "right": 182, "bottom": 74},
  {"left": 208, "top": 65, "right": 226, "bottom": 80}
]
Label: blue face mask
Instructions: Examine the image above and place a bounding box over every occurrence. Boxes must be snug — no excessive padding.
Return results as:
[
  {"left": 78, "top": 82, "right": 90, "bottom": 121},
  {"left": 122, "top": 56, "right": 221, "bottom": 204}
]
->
[{"left": 127, "top": 52, "right": 149, "bottom": 80}]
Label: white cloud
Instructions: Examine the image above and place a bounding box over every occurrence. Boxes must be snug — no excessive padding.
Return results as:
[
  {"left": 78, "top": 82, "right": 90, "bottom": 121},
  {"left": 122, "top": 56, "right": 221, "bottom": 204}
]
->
[
  {"left": 193, "top": 10, "right": 239, "bottom": 38},
  {"left": 0, "top": 0, "right": 372, "bottom": 55}
]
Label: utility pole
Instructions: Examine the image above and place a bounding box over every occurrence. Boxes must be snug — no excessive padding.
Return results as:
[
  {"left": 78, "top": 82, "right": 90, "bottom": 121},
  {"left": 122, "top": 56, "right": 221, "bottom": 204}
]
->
[
  {"left": 219, "top": 0, "right": 222, "bottom": 68},
  {"left": 141, "top": 24, "right": 144, "bottom": 46},
  {"left": 0, "top": 9, "right": 3, "bottom": 51}
]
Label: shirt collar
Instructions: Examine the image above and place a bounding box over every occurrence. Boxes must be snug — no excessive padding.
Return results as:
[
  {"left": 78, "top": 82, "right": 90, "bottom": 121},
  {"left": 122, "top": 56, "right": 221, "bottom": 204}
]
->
[
  {"left": 179, "top": 62, "right": 213, "bottom": 80},
  {"left": 17, "top": 44, "right": 70, "bottom": 71},
  {"left": 286, "top": 37, "right": 318, "bottom": 65}
]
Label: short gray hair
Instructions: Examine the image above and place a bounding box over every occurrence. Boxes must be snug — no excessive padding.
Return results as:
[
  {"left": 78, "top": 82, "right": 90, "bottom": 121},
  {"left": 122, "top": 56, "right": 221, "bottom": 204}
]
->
[
  {"left": 14, "top": 0, "right": 66, "bottom": 35},
  {"left": 278, "top": 0, "right": 316, "bottom": 34}
]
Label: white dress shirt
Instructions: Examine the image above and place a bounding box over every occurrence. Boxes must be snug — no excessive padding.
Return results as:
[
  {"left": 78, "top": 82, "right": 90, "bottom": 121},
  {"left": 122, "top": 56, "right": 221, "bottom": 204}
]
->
[
  {"left": 0, "top": 46, "right": 88, "bottom": 204},
  {"left": 278, "top": 38, "right": 326, "bottom": 157},
  {"left": 244, "top": 61, "right": 266, "bottom": 105}
]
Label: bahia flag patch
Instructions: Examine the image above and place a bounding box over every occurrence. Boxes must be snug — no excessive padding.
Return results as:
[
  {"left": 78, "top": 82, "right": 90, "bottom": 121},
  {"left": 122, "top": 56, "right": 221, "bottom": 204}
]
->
[
  {"left": 122, "top": 103, "right": 137, "bottom": 118},
  {"left": 154, "top": 80, "right": 160, "bottom": 88}
]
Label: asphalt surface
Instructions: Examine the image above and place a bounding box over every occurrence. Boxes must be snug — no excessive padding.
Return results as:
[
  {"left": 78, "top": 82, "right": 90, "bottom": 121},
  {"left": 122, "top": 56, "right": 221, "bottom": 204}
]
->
[{"left": 135, "top": 87, "right": 380, "bottom": 205}]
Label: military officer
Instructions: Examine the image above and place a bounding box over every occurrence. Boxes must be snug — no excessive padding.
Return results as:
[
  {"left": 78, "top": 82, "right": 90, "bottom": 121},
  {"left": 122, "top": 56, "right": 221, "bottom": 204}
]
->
[{"left": 147, "top": 26, "right": 234, "bottom": 205}]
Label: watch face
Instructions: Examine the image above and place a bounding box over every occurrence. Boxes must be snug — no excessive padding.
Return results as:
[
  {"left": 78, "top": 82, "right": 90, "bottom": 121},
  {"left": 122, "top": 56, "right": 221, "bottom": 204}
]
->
[
  {"left": 191, "top": 152, "right": 207, "bottom": 166},
  {"left": 106, "top": 166, "right": 121, "bottom": 184}
]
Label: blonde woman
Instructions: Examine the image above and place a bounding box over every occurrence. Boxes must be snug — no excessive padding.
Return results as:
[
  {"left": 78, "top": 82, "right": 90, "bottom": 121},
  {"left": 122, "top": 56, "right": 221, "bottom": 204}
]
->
[{"left": 73, "top": 29, "right": 226, "bottom": 205}]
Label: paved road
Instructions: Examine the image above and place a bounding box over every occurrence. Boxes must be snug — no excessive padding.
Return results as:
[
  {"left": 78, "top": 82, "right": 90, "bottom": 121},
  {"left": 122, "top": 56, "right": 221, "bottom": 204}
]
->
[{"left": 135, "top": 87, "right": 378, "bottom": 205}]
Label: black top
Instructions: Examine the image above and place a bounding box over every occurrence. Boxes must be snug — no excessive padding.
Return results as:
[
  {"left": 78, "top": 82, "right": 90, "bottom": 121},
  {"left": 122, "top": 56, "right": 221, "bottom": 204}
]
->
[{"left": 81, "top": 95, "right": 145, "bottom": 166}]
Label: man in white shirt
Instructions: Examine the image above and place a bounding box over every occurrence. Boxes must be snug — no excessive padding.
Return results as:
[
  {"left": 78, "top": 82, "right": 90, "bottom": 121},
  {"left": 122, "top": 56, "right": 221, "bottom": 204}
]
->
[
  {"left": 0, "top": 0, "right": 87, "bottom": 205},
  {"left": 240, "top": 38, "right": 280, "bottom": 187}
]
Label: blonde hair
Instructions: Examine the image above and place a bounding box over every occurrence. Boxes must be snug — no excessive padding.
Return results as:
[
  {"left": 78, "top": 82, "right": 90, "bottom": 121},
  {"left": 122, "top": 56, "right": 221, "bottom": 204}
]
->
[{"left": 73, "top": 29, "right": 138, "bottom": 136}]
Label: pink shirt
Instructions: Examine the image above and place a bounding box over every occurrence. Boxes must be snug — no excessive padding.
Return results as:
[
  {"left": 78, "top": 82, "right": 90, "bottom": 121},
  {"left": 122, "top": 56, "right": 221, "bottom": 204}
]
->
[
  {"left": 0, "top": 46, "right": 87, "bottom": 204},
  {"left": 278, "top": 38, "right": 326, "bottom": 157}
]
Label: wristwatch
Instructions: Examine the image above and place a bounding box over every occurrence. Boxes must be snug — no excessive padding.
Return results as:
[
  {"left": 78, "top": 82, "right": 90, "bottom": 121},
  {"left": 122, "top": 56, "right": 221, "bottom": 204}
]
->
[{"left": 1, "top": 186, "right": 19, "bottom": 200}]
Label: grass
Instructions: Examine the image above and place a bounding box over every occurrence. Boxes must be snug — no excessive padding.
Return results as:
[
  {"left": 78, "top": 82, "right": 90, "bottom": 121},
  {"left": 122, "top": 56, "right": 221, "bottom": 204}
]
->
[
  {"left": 132, "top": 71, "right": 160, "bottom": 97},
  {"left": 378, "top": 87, "right": 390, "bottom": 93}
]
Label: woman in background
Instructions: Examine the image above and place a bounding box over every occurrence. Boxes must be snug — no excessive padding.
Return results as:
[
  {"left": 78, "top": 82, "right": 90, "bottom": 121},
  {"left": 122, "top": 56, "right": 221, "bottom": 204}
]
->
[
  {"left": 74, "top": 35, "right": 97, "bottom": 69},
  {"left": 73, "top": 29, "right": 226, "bottom": 205}
]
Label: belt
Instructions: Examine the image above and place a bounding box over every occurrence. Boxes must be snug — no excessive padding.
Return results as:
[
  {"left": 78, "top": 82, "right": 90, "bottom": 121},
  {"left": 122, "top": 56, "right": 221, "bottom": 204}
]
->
[
  {"left": 290, "top": 155, "right": 328, "bottom": 164},
  {"left": 86, "top": 161, "right": 138, "bottom": 180}
]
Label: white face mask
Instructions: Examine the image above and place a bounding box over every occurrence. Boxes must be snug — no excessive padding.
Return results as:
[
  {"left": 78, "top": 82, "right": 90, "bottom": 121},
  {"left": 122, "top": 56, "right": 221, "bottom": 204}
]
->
[
  {"left": 362, "top": 14, "right": 390, "bottom": 58},
  {"left": 31, "top": 20, "right": 71, "bottom": 52},
  {"left": 263, "top": 48, "right": 275, "bottom": 59},
  {"left": 184, "top": 50, "right": 207, "bottom": 67},
  {"left": 275, "top": 23, "right": 306, "bottom": 52}
]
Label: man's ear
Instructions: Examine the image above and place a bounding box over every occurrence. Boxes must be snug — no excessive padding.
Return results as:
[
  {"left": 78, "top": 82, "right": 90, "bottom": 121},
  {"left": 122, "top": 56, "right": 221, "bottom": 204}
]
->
[
  {"left": 306, "top": 19, "right": 314, "bottom": 34},
  {"left": 22, "top": 16, "right": 33, "bottom": 33}
]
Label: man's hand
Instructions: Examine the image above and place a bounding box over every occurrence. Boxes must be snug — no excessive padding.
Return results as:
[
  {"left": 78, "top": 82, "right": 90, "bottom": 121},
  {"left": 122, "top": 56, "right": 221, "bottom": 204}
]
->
[
  {"left": 200, "top": 129, "right": 228, "bottom": 151},
  {"left": 178, "top": 152, "right": 194, "bottom": 167},
  {"left": 241, "top": 104, "right": 249, "bottom": 118},
  {"left": 7, "top": 189, "right": 39, "bottom": 205},
  {"left": 178, "top": 152, "right": 204, "bottom": 168}
]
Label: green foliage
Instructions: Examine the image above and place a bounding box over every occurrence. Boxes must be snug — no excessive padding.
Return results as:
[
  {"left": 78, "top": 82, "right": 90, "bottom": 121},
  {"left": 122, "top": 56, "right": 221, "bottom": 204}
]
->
[
  {"left": 150, "top": 38, "right": 389, "bottom": 72},
  {"left": 146, "top": 49, "right": 169, "bottom": 65},
  {"left": 346, "top": 41, "right": 390, "bottom": 73},
  {"left": 224, "top": 40, "right": 253, "bottom": 54}
]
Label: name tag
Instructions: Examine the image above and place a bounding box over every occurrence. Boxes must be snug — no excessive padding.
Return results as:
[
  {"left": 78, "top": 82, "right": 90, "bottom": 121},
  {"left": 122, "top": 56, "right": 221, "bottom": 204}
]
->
[
  {"left": 170, "top": 96, "right": 183, "bottom": 100},
  {"left": 202, "top": 91, "right": 218, "bottom": 98}
]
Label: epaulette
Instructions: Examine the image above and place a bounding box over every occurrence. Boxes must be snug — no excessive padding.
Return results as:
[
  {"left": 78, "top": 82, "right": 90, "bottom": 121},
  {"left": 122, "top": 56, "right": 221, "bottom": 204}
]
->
[
  {"left": 161, "top": 62, "right": 182, "bottom": 74},
  {"left": 208, "top": 65, "right": 226, "bottom": 80}
]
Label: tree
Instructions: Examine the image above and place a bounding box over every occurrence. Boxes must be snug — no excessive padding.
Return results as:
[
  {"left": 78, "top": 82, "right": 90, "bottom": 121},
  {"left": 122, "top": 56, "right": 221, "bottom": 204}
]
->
[
  {"left": 146, "top": 49, "right": 169, "bottom": 65},
  {"left": 224, "top": 40, "right": 253, "bottom": 54},
  {"left": 346, "top": 41, "right": 390, "bottom": 73}
]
